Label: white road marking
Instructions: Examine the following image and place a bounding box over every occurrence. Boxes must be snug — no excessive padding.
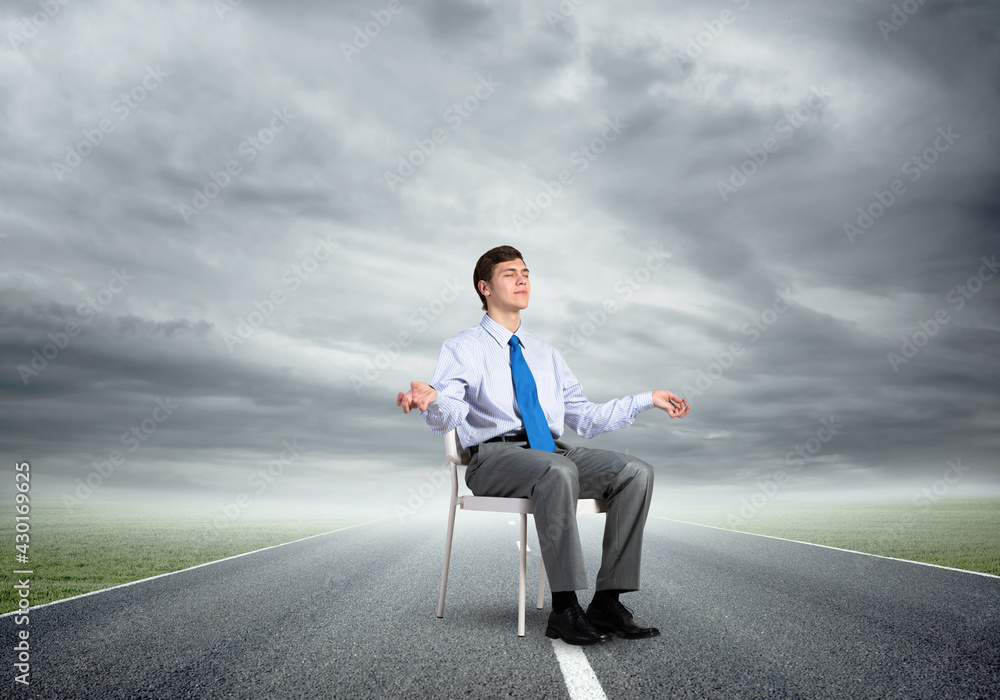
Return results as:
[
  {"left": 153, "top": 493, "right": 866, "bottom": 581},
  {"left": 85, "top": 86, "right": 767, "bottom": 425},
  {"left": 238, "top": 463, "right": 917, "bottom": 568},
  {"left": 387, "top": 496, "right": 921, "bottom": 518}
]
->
[
  {"left": 514, "top": 540, "right": 531, "bottom": 552},
  {"left": 0, "top": 519, "right": 384, "bottom": 618},
  {"left": 657, "top": 517, "right": 1000, "bottom": 579},
  {"left": 550, "top": 638, "right": 608, "bottom": 700}
]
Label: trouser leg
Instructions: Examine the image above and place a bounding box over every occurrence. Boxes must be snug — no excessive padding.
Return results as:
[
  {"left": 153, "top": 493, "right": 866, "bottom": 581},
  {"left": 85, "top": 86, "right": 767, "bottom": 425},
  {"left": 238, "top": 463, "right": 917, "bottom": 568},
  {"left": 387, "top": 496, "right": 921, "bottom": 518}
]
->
[
  {"left": 561, "top": 446, "right": 655, "bottom": 592},
  {"left": 465, "top": 442, "right": 588, "bottom": 592}
]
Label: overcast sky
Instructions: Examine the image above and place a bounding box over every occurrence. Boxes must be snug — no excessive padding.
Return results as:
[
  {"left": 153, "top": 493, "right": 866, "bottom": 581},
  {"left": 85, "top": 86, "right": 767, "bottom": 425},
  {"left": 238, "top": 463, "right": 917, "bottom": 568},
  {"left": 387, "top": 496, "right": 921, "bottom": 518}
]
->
[{"left": 1, "top": 0, "right": 998, "bottom": 519}]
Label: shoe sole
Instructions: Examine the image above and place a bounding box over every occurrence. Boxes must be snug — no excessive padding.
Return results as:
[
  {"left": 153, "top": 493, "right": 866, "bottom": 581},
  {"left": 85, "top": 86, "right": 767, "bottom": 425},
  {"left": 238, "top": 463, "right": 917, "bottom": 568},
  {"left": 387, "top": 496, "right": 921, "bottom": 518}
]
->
[
  {"left": 589, "top": 619, "right": 661, "bottom": 640},
  {"left": 545, "top": 626, "right": 612, "bottom": 645}
]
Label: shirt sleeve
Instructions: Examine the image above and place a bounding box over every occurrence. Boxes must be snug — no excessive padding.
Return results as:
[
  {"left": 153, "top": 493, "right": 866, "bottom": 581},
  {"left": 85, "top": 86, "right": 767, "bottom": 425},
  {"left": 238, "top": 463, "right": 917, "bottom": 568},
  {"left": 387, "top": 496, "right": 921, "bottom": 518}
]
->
[
  {"left": 556, "top": 350, "right": 654, "bottom": 438},
  {"left": 421, "top": 339, "right": 472, "bottom": 436}
]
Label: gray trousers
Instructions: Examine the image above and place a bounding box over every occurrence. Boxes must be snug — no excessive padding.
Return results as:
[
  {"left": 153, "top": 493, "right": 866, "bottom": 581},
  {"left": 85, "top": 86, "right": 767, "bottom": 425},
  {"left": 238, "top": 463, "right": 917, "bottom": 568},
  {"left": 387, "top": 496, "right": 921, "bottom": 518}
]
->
[{"left": 465, "top": 439, "right": 654, "bottom": 593}]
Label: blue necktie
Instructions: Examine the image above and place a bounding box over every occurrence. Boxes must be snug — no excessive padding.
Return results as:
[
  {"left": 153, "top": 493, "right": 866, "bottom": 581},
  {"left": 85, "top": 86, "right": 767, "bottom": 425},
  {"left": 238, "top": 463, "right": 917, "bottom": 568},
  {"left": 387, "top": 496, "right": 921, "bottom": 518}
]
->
[{"left": 508, "top": 335, "right": 555, "bottom": 452}]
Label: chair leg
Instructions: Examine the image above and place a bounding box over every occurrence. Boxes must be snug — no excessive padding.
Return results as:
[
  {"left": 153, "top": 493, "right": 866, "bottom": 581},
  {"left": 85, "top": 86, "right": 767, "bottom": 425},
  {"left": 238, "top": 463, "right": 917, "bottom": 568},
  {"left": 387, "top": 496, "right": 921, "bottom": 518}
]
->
[
  {"left": 536, "top": 554, "right": 546, "bottom": 610},
  {"left": 518, "top": 513, "right": 527, "bottom": 637},
  {"left": 437, "top": 503, "right": 458, "bottom": 619}
]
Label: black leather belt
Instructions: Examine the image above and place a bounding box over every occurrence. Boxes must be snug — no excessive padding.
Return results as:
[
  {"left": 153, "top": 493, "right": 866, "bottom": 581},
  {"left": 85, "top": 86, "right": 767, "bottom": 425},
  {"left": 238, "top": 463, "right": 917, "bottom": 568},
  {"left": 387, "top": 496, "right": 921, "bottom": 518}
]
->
[
  {"left": 469, "top": 431, "right": 528, "bottom": 456},
  {"left": 485, "top": 431, "right": 528, "bottom": 443}
]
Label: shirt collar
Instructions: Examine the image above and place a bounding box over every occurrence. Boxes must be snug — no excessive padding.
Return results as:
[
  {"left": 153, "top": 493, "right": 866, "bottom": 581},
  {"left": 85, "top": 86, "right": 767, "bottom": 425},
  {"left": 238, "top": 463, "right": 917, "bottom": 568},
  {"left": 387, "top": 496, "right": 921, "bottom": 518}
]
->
[{"left": 480, "top": 313, "right": 523, "bottom": 348}]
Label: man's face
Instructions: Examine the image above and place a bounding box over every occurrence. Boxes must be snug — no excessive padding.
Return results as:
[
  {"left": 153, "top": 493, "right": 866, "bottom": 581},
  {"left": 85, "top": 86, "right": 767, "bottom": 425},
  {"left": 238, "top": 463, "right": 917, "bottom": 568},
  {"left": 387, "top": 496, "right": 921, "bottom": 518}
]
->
[{"left": 483, "top": 258, "right": 530, "bottom": 313}]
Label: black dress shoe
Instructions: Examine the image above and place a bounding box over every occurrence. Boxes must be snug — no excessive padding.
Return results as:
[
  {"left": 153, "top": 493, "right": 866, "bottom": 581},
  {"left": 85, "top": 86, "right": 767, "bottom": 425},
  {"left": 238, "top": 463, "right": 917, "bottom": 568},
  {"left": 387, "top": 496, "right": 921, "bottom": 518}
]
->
[
  {"left": 586, "top": 600, "right": 661, "bottom": 639},
  {"left": 545, "top": 604, "right": 613, "bottom": 645}
]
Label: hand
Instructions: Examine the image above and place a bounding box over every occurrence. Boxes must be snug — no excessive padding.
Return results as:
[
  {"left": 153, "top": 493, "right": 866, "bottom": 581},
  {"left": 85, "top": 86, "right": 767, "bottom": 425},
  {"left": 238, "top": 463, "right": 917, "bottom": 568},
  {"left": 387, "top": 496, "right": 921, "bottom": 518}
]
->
[
  {"left": 396, "top": 381, "right": 438, "bottom": 414},
  {"left": 652, "top": 390, "right": 689, "bottom": 418}
]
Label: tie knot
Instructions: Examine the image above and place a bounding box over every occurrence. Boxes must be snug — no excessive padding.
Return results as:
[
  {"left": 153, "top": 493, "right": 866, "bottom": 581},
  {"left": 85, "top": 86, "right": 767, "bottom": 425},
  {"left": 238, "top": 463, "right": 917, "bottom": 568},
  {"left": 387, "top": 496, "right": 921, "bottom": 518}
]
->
[{"left": 508, "top": 335, "right": 521, "bottom": 348}]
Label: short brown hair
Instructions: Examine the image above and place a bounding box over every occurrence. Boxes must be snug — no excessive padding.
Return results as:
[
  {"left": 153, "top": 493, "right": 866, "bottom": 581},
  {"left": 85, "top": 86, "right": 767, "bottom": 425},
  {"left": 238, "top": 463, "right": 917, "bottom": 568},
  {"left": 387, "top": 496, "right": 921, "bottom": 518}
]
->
[{"left": 473, "top": 245, "right": 524, "bottom": 311}]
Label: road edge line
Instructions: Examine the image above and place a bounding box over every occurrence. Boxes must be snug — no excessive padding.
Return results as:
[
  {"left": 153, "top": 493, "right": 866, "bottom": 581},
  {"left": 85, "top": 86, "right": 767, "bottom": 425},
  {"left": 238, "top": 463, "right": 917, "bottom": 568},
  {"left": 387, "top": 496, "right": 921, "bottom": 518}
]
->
[
  {"left": 1, "top": 518, "right": 387, "bottom": 618},
  {"left": 654, "top": 516, "right": 1000, "bottom": 580}
]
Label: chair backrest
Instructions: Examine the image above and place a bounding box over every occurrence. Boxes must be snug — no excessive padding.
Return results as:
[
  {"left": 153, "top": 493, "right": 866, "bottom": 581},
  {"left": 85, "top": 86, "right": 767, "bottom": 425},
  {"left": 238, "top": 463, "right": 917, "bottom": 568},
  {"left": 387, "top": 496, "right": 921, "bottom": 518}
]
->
[
  {"left": 443, "top": 429, "right": 469, "bottom": 506},
  {"left": 444, "top": 429, "right": 470, "bottom": 466}
]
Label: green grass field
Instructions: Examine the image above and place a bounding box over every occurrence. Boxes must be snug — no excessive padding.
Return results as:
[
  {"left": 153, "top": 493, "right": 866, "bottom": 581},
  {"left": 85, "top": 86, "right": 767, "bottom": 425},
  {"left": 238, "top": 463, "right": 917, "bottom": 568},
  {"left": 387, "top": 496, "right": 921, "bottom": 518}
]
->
[
  {"left": 662, "top": 496, "right": 1000, "bottom": 576},
  {"left": 1, "top": 500, "right": 373, "bottom": 615}
]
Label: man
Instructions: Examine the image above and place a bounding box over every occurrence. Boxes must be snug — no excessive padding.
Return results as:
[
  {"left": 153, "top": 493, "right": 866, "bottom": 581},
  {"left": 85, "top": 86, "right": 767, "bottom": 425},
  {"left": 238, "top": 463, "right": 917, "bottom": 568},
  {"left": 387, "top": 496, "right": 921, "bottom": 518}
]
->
[{"left": 397, "top": 245, "right": 690, "bottom": 645}]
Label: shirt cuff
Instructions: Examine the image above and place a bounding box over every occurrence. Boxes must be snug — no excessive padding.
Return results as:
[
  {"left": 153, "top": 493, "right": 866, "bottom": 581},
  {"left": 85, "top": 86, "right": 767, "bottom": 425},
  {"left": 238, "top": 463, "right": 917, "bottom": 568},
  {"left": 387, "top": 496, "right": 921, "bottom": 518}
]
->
[
  {"left": 633, "top": 391, "right": 654, "bottom": 414},
  {"left": 421, "top": 396, "right": 441, "bottom": 421}
]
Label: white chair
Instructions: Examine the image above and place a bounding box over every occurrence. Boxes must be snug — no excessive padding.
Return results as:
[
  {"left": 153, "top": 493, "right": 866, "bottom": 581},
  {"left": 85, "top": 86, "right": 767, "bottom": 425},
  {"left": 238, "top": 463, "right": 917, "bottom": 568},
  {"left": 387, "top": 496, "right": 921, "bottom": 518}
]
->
[{"left": 436, "top": 429, "right": 606, "bottom": 636}]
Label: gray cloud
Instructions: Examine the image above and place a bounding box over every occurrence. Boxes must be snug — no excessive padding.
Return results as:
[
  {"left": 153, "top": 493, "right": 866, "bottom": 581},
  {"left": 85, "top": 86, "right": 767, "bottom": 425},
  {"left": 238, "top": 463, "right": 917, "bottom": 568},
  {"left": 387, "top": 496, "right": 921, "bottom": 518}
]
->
[{"left": 1, "top": 0, "right": 998, "bottom": 516}]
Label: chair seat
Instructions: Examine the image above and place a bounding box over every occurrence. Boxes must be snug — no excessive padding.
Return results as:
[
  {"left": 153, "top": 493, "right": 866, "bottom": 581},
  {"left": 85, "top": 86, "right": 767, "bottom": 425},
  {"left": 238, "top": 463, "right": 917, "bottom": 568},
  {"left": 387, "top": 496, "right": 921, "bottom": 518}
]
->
[
  {"left": 459, "top": 495, "right": 605, "bottom": 515},
  {"left": 459, "top": 495, "right": 532, "bottom": 513}
]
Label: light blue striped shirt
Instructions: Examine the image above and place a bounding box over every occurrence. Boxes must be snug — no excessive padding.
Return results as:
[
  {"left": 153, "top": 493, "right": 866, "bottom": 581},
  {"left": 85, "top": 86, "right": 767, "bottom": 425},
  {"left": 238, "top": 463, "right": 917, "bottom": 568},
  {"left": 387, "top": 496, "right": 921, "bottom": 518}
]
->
[{"left": 422, "top": 314, "right": 654, "bottom": 449}]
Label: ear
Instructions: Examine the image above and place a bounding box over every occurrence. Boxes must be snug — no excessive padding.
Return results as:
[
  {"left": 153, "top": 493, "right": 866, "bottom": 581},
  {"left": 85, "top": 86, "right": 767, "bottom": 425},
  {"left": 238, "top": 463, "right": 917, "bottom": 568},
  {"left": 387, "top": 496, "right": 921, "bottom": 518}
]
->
[{"left": 478, "top": 280, "right": 490, "bottom": 296}]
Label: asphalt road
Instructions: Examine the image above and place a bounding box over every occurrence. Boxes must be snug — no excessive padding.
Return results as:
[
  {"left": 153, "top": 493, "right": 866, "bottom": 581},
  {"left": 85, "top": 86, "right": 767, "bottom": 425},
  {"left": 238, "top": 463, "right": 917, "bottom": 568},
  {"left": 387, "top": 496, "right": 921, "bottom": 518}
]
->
[{"left": 3, "top": 513, "right": 998, "bottom": 699}]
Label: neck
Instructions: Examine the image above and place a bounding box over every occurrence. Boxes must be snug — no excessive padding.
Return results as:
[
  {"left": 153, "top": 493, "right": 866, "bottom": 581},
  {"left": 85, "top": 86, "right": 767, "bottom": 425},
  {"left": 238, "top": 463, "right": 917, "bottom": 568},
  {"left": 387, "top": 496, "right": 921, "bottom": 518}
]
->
[{"left": 487, "top": 308, "right": 521, "bottom": 334}]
